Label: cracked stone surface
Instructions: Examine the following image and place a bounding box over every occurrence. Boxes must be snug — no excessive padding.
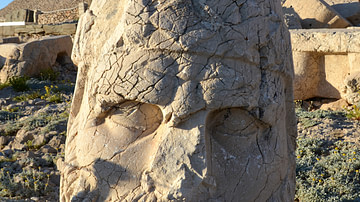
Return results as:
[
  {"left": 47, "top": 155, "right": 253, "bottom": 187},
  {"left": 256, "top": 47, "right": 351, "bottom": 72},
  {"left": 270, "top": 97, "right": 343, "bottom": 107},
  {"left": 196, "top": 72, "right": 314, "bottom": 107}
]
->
[{"left": 60, "top": 0, "right": 297, "bottom": 201}]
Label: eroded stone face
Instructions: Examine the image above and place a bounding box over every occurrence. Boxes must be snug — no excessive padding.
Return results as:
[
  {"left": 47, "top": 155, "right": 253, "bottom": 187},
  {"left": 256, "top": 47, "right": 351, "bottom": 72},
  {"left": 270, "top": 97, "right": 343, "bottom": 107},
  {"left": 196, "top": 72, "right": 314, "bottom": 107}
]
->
[{"left": 60, "top": 0, "right": 296, "bottom": 201}]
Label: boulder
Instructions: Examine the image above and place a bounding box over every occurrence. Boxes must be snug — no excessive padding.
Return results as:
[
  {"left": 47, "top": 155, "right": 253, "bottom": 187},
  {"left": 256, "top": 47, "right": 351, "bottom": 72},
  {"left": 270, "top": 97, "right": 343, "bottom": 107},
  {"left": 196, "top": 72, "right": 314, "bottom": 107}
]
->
[
  {"left": 0, "top": 35, "right": 73, "bottom": 82},
  {"left": 320, "top": 98, "right": 349, "bottom": 110},
  {"left": 60, "top": 0, "right": 297, "bottom": 201},
  {"left": 343, "top": 71, "right": 360, "bottom": 104},
  {"left": 324, "top": 0, "right": 360, "bottom": 25},
  {"left": 283, "top": 0, "right": 351, "bottom": 28}
]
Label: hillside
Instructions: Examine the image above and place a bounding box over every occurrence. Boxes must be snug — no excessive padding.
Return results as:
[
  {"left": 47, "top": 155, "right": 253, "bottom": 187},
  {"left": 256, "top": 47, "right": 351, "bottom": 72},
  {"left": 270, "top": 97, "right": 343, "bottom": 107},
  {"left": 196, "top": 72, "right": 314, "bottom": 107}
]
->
[{"left": 0, "top": 0, "right": 91, "bottom": 17}]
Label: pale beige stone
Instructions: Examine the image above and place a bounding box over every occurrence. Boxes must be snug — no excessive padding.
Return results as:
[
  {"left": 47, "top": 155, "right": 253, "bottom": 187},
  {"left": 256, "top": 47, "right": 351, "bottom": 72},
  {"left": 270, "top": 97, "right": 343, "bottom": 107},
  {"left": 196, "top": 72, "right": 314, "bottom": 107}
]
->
[
  {"left": 343, "top": 71, "right": 360, "bottom": 104},
  {"left": 290, "top": 29, "right": 360, "bottom": 100},
  {"left": 293, "top": 52, "right": 321, "bottom": 99},
  {"left": 324, "top": 0, "right": 360, "bottom": 25},
  {"left": 60, "top": 0, "right": 296, "bottom": 201},
  {"left": 283, "top": 0, "right": 351, "bottom": 28},
  {"left": 290, "top": 29, "right": 360, "bottom": 53},
  {"left": 0, "top": 35, "right": 72, "bottom": 82},
  {"left": 320, "top": 98, "right": 349, "bottom": 110}
]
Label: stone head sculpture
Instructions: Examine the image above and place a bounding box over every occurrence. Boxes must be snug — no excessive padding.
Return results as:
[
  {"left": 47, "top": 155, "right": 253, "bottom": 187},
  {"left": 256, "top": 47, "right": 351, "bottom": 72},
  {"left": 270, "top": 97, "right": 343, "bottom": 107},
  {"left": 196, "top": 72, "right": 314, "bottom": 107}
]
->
[{"left": 60, "top": 0, "right": 296, "bottom": 201}]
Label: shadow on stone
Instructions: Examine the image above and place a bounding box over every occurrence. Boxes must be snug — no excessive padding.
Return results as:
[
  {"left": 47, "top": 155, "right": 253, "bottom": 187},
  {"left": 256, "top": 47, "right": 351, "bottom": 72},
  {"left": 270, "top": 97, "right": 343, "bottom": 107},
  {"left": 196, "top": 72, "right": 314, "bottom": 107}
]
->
[{"left": 72, "top": 158, "right": 128, "bottom": 202}]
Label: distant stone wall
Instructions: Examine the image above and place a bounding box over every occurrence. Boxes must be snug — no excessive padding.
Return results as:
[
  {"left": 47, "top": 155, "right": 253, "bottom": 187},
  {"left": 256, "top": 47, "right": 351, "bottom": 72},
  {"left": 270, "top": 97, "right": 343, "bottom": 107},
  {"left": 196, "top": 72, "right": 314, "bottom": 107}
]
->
[
  {"left": 0, "top": 23, "right": 77, "bottom": 37},
  {"left": 38, "top": 7, "right": 79, "bottom": 25},
  {"left": 0, "top": 3, "right": 87, "bottom": 37}
]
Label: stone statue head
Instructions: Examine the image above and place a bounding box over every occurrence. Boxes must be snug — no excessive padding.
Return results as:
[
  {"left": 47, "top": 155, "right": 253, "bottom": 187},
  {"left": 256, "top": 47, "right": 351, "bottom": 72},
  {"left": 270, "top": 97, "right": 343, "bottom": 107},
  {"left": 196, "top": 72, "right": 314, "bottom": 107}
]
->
[{"left": 60, "top": 0, "right": 296, "bottom": 201}]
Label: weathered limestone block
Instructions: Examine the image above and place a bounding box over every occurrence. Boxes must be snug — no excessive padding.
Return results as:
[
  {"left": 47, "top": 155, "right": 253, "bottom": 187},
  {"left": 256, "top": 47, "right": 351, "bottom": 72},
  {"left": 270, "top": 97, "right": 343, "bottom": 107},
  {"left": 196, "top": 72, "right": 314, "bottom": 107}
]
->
[
  {"left": 290, "top": 29, "right": 360, "bottom": 101},
  {"left": 293, "top": 52, "right": 321, "bottom": 99},
  {"left": 283, "top": 0, "right": 351, "bottom": 28},
  {"left": 43, "top": 24, "right": 77, "bottom": 35},
  {"left": 15, "top": 25, "right": 45, "bottom": 35},
  {"left": 0, "top": 35, "right": 72, "bottom": 82},
  {"left": 60, "top": 0, "right": 296, "bottom": 201},
  {"left": 343, "top": 71, "right": 360, "bottom": 104},
  {"left": 0, "top": 26, "right": 16, "bottom": 37},
  {"left": 324, "top": 0, "right": 360, "bottom": 25}
]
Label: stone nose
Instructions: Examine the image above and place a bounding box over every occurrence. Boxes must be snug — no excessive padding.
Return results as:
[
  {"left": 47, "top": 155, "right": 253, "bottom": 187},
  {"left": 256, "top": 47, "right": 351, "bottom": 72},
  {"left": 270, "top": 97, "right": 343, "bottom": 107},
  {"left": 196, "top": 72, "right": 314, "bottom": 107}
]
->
[{"left": 146, "top": 110, "right": 210, "bottom": 198}]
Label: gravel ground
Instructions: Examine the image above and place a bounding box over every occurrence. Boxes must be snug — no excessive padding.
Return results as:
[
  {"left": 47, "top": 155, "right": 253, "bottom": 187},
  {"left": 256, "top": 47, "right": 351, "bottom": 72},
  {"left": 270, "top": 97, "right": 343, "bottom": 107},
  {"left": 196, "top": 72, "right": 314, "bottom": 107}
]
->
[
  {"left": 0, "top": 66, "right": 76, "bottom": 201},
  {"left": 296, "top": 101, "right": 360, "bottom": 144}
]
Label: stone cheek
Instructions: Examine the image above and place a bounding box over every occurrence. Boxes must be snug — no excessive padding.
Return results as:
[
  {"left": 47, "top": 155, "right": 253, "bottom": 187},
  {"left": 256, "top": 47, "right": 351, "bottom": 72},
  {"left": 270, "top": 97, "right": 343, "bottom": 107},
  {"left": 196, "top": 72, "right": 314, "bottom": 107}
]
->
[{"left": 60, "top": 0, "right": 296, "bottom": 201}]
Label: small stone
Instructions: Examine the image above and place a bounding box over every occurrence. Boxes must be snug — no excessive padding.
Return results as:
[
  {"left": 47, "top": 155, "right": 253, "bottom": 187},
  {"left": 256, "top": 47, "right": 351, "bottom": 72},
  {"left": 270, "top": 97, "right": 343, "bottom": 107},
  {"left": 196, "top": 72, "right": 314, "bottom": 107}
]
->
[
  {"left": 48, "top": 131, "right": 59, "bottom": 136},
  {"left": 15, "top": 129, "right": 34, "bottom": 144},
  {"left": 50, "top": 173, "right": 60, "bottom": 186},
  {"left": 3, "top": 149, "right": 13, "bottom": 156},
  {"left": 40, "top": 145, "right": 57, "bottom": 154},
  {"left": 27, "top": 99, "right": 35, "bottom": 105},
  {"left": 0, "top": 136, "right": 10, "bottom": 146},
  {"left": 320, "top": 99, "right": 349, "bottom": 111},
  {"left": 48, "top": 135, "right": 66, "bottom": 149},
  {"left": 30, "top": 196, "right": 40, "bottom": 201},
  {"left": 10, "top": 141, "right": 26, "bottom": 150},
  {"left": 0, "top": 98, "right": 7, "bottom": 105},
  {"left": 34, "top": 99, "right": 47, "bottom": 105},
  {"left": 20, "top": 151, "right": 36, "bottom": 159},
  {"left": 32, "top": 133, "right": 47, "bottom": 146}
]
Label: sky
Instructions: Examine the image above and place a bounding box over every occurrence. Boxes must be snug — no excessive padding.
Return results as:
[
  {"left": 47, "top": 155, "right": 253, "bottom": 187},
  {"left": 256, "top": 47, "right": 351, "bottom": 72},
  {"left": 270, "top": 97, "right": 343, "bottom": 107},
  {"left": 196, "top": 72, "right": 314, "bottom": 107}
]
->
[{"left": 0, "top": 0, "right": 13, "bottom": 10}]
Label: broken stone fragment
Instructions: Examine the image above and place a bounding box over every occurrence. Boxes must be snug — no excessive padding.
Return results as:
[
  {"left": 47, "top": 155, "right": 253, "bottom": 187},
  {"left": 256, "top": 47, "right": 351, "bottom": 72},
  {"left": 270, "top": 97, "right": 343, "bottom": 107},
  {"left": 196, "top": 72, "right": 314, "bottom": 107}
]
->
[
  {"left": 343, "top": 71, "right": 360, "bottom": 105},
  {"left": 283, "top": 0, "right": 351, "bottom": 28},
  {"left": 324, "top": 0, "right": 360, "bottom": 25},
  {"left": 0, "top": 35, "right": 73, "bottom": 83}
]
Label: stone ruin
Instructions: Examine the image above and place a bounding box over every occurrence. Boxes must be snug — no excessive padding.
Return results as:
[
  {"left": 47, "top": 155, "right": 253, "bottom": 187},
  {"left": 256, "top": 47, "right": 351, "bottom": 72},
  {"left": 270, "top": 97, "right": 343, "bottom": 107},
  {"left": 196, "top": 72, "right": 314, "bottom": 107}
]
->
[
  {"left": 0, "top": 35, "right": 74, "bottom": 83},
  {"left": 0, "top": 3, "right": 90, "bottom": 37},
  {"left": 0, "top": 3, "right": 91, "bottom": 82},
  {"left": 59, "top": 0, "right": 296, "bottom": 201},
  {"left": 283, "top": 0, "right": 360, "bottom": 108}
]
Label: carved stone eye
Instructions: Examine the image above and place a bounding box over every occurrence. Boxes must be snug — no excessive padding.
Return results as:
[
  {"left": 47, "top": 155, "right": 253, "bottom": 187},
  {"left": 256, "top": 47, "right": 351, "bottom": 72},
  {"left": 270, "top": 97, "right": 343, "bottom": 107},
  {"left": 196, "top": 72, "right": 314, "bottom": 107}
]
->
[
  {"left": 97, "top": 101, "right": 163, "bottom": 149},
  {"left": 206, "top": 108, "right": 270, "bottom": 157},
  {"left": 205, "top": 108, "right": 272, "bottom": 199}
]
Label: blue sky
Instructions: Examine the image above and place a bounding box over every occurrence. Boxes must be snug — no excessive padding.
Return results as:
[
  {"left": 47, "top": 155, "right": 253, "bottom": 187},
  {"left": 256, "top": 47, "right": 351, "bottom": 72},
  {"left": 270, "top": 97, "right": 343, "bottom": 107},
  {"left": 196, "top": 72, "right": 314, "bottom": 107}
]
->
[{"left": 0, "top": 0, "right": 13, "bottom": 10}]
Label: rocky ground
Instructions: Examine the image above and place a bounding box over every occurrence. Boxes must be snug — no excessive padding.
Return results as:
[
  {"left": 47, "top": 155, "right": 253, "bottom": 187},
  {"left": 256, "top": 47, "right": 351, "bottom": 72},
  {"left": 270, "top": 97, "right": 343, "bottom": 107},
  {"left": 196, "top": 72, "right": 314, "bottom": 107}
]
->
[
  {"left": 297, "top": 101, "right": 360, "bottom": 143},
  {"left": 295, "top": 100, "right": 360, "bottom": 201},
  {"left": 0, "top": 67, "right": 76, "bottom": 201}
]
